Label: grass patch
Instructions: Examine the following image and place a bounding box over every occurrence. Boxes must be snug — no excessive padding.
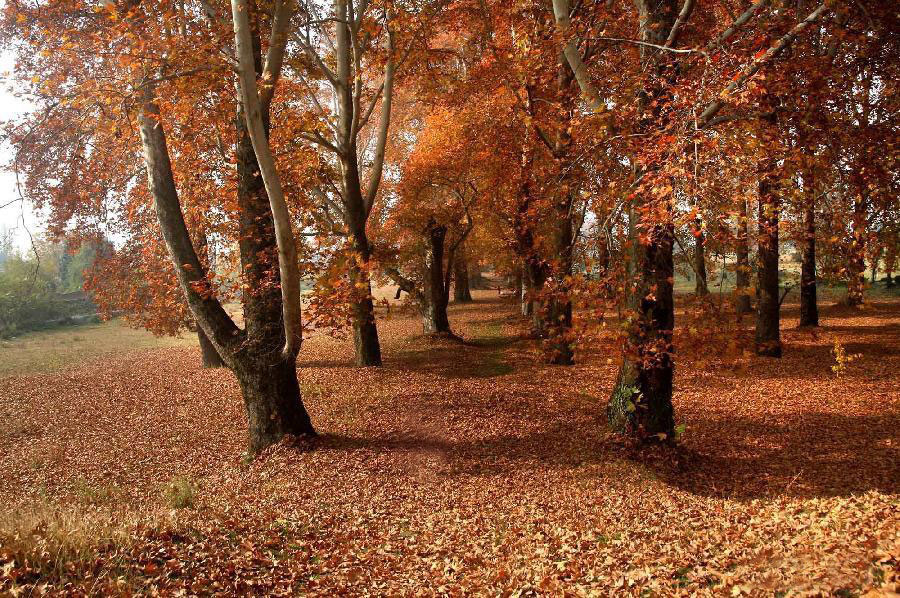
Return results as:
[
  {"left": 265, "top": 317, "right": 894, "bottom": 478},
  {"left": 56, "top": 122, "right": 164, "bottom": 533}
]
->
[
  {"left": 0, "top": 319, "right": 195, "bottom": 376},
  {"left": 164, "top": 476, "right": 197, "bottom": 509},
  {"left": 0, "top": 501, "right": 145, "bottom": 591}
]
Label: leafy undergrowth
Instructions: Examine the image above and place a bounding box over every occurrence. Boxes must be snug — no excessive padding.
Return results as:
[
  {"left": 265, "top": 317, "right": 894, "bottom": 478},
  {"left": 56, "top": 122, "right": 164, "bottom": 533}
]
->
[{"left": 1, "top": 295, "right": 898, "bottom": 596}]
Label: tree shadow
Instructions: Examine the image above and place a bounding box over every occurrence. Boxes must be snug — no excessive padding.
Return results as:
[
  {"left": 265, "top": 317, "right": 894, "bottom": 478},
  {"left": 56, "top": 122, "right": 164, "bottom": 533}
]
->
[
  {"left": 307, "top": 403, "right": 899, "bottom": 501},
  {"left": 649, "top": 411, "right": 900, "bottom": 500}
]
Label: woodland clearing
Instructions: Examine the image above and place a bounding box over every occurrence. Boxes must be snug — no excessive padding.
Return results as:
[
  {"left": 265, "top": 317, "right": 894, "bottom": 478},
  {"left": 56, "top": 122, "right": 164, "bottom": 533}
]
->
[{"left": 1, "top": 292, "right": 898, "bottom": 596}]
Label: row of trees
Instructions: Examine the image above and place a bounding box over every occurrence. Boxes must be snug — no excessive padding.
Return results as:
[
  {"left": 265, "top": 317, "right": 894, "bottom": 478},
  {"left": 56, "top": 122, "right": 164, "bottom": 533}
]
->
[{"left": 2, "top": 0, "right": 896, "bottom": 451}]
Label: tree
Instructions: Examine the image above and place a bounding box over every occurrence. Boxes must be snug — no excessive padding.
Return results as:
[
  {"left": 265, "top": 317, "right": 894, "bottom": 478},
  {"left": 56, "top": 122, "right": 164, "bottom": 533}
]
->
[
  {"left": 379, "top": 107, "right": 478, "bottom": 336},
  {"left": 3, "top": 0, "right": 317, "bottom": 452}
]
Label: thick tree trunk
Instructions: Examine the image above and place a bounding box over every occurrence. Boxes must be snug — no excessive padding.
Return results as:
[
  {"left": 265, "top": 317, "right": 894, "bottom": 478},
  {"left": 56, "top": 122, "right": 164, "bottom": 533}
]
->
[
  {"left": 608, "top": 217, "right": 676, "bottom": 438},
  {"left": 694, "top": 227, "right": 709, "bottom": 296},
  {"left": 453, "top": 247, "right": 473, "bottom": 303},
  {"left": 541, "top": 52, "right": 577, "bottom": 366},
  {"left": 234, "top": 91, "right": 316, "bottom": 446},
  {"left": 233, "top": 354, "right": 314, "bottom": 454},
  {"left": 422, "top": 224, "right": 452, "bottom": 334},
  {"left": 755, "top": 162, "right": 782, "bottom": 357},
  {"left": 544, "top": 206, "right": 575, "bottom": 365},
  {"left": 348, "top": 260, "right": 383, "bottom": 366},
  {"left": 139, "top": 68, "right": 315, "bottom": 454},
  {"left": 607, "top": 0, "right": 677, "bottom": 440},
  {"left": 198, "top": 327, "right": 225, "bottom": 368},
  {"left": 735, "top": 198, "right": 753, "bottom": 317},
  {"left": 799, "top": 197, "right": 819, "bottom": 327}
]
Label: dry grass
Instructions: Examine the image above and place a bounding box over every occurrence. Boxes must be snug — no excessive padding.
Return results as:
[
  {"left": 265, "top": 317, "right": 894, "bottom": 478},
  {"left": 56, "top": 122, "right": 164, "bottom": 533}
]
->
[
  {"left": 0, "top": 501, "right": 169, "bottom": 592},
  {"left": 0, "top": 319, "right": 194, "bottom": 376}
]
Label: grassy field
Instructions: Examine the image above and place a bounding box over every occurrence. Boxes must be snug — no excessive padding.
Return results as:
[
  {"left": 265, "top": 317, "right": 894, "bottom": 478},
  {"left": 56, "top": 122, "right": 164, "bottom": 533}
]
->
[{"left": 0, "top": 319, "right": 195, "bottom": 376}]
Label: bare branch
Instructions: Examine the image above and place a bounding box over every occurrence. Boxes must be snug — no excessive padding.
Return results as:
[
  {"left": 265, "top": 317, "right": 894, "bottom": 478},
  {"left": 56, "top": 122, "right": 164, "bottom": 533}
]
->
[{"left": 665, "top": 0, "right": 695, "bottom": 48}]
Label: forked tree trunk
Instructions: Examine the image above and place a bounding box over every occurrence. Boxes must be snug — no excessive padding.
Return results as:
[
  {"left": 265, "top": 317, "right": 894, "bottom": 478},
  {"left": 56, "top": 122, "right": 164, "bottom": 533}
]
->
[
  {"left": 735, "top": 198, "right": 753, "bottom": 317},
  {"left": 139, "top": 79, "right": 315, "bottom": 454},
  {"left": 234, "top": 113, "right": 315, "bottom": 445},
  {"left": 453, "top": 247, "right": 473, "bottom": 303},
  {"left": 198, "top": 327, "right": 225, "bottom": 368},
  {"left": 755, "top": 155, "right": 782, "bottom": 357},
  {"left": 799, "top": 194, "right": 818, "bottom": 327}
]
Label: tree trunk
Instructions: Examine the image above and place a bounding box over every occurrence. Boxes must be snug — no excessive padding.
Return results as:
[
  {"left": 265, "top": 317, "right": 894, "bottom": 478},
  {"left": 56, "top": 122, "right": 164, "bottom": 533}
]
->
[
  {"left": 423, "top": 224, "right": 452, "bottom": 334},
  {"left": 544, "top": 204, "right": 575, "bottom": 365},
  {"left": 846, "top": 196, "right": 866, "bottom": 307},
  {"left": 342, "top": 146, "right": 383, "bottom": 367},
  {"left": 518, "top": 267, "right": 532, "bottom": 316},
  {"left": 608, "top": 215, "right": 675, "bottom": 438},
  {"left": 735, "top": 198, "right": 753, "bottom": 317},
  {"left": 453, "top": 246, "right": 473, "bottom": 302},
  {"left": 525, "top": 258, "right": 548, "bottom": 337},
  {"left": 694, "top": 226, "right": 709, "bottom": 296},
  {"left": 198, "top": 327, "right": 225, "bottom": 368},
  {"left": 799, "top": 194, "right": 818, "bottom": 327},
  {"left": 233, "top": 77, "right": 316, "bottom": 446},
  {"left": 755, "top": 158, "right": 782, "bottom": 357},
  {"left": 233, "top": 354, "right": 314, "bottom": 454},
  {"left": 468, "top": 262, "right": 488, "bottom": 290},
  {"left": 607, "top": 0, "right": 677, "bottom": 440},
  {"left": 138, "top": 66, "right": 315, "bottom": 454}
]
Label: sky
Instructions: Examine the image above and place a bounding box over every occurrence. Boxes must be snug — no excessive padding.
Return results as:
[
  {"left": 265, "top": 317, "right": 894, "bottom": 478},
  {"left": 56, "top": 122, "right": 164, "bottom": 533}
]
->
[{"left": 0, "top": 8, "right": 39, "bottom": 254}]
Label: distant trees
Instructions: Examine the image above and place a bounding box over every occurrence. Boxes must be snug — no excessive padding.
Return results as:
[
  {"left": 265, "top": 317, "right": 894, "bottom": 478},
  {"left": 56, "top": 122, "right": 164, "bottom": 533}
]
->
[{"left": 0, "top": 237, "right": 106, "bottom": 338}]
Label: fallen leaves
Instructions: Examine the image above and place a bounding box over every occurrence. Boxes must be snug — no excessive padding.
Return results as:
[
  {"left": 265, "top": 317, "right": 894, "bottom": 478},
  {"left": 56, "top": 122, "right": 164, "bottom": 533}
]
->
[{"left": 1, "top": 296, "right": 898, "bottom": 595}]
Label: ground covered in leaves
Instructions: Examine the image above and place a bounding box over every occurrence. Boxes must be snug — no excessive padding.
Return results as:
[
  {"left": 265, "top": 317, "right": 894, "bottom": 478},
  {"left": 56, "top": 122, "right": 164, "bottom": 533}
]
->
[{"left": 1, "top": 294, "right": 898, "bottom": 596}]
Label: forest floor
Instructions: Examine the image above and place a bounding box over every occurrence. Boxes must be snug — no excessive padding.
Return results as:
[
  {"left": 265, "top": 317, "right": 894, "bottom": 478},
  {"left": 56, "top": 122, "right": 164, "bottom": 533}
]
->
[{"left": 1, "top": 292, "right": 898, "bottom": 596}]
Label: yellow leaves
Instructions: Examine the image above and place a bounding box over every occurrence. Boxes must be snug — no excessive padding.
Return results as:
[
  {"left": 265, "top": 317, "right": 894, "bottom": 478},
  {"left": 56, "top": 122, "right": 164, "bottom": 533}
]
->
[{"left": 831, "top": 340, "right": 862, "bottom": 377}]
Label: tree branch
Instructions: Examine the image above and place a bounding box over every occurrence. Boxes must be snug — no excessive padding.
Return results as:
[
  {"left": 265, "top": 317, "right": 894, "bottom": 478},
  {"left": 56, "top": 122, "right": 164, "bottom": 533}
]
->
[
  {"left": 233, "top": 0, "right": 304, "bottom": 357},
  {"left": 698, "top": 3, "right": 829, "bottom": 129}
]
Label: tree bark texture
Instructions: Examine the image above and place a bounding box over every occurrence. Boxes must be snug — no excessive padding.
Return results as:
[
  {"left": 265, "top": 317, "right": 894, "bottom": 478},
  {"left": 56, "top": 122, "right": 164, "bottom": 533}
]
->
[
  {"left": 607, "top": 0, "right": 677, "bottom": 440},
  {"left": 755, "top": 156, "right": 782, "bottom": 357}
]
